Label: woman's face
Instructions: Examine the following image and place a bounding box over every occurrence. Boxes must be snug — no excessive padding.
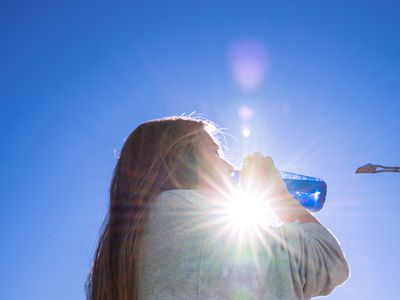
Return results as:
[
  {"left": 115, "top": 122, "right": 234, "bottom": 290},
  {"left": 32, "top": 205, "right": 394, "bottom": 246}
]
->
[{"left": 194, "top": 130, "right": 235, "bottom": 195}]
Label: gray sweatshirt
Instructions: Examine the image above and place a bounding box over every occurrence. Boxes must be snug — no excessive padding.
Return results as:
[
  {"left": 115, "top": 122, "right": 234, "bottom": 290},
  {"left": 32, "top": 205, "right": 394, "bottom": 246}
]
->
[{"left": 137, "top": 190, "right": 349, "bottom": 300}]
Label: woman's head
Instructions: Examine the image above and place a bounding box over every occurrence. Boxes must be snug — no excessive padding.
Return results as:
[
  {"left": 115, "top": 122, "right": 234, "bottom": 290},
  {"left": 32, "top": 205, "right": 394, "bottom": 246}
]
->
[
  {"left": 114, "top": 116, "right": 233, "bottom": 196},
  {"left": 87, "top": 116, "right": 234, "bottom": 300}
]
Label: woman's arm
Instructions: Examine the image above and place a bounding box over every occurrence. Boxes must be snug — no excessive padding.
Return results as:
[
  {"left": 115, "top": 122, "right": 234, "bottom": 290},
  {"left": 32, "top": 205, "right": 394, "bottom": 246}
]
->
[
  {"left": 240, "top": 153, "right": 320, "bottom": 224},
  {"left": 268, "top": 192, "right": 321, "bottom": 224},
  {"left": 240, "top": 153, "right": 349, "bottom": 297}
]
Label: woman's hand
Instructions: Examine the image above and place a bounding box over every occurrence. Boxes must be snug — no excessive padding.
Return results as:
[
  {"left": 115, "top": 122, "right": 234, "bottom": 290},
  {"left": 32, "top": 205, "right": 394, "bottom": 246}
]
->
[
  {"left": 240, "top": 152, "right": 320, "bottom": 224},
  {"left": 240, "top": 153, "right": 290, "bottom": 202}
]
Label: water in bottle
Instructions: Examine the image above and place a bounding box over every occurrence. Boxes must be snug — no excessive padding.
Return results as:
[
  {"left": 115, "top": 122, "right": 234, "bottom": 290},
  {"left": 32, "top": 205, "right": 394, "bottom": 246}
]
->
[{"left": 232, "top": 170, "right": 327, "bottom": 212}]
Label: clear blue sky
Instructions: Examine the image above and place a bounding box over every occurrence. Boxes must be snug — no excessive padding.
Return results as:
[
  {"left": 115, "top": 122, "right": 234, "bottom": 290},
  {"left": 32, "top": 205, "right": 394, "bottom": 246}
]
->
[{"left": 1, "top": 1, "right": 399, "bottom": 299}]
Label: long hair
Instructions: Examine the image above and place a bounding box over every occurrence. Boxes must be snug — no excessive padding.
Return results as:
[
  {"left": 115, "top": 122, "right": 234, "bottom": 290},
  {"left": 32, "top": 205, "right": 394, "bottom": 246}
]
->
[{"left": 86, "top": 116, "right": 218, "bottom": 300}]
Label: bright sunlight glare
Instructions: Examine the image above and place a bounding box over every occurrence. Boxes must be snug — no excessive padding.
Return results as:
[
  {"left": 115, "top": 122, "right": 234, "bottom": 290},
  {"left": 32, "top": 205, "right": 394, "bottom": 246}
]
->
[{"left": 224, "top": 189, "right": 277, "bottom": 231}]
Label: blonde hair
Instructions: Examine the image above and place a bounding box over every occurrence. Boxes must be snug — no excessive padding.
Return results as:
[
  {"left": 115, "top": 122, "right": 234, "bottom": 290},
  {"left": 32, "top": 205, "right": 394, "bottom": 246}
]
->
[{"left": 86, "top": 116, "right": 220, "bottom": 300}]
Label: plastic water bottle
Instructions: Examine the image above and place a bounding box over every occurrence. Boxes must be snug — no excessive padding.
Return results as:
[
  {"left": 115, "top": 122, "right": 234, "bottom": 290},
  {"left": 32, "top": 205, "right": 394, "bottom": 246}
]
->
[{"left": 232, "top": 170, "right": 327, "bottom": 212}]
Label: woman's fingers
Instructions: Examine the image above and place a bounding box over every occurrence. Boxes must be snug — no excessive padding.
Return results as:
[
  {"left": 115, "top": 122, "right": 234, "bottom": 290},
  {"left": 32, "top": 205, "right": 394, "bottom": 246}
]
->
[{"left": 240, "top": 153, "right": 288, "bottom": 199}]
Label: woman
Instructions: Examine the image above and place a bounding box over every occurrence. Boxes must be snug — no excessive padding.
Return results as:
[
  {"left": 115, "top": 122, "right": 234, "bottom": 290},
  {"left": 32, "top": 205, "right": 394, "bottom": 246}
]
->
[{"left": 87, "top": 116, "right": 349, "bottom": 300}]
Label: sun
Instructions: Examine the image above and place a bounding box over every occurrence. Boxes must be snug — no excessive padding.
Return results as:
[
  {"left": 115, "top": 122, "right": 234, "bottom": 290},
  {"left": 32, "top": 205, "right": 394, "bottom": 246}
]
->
[
  {"left": 226, "top": 190, "right": 267, "bottom": 228},
  {"left": 221, "top": 188, "right": 279, "bottom": 238}
]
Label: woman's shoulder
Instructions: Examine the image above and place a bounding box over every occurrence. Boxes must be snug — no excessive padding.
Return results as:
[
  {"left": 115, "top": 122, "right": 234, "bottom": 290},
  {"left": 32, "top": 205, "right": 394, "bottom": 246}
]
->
[
  {"left": 157, "top": 189, "right": 209, "bottom": 201},
  {"left": 155, "top": 189, "right": 212, "bottom": 209},
  {"left": 158, "top": 189, "right": 208, "bottom": 198}
]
